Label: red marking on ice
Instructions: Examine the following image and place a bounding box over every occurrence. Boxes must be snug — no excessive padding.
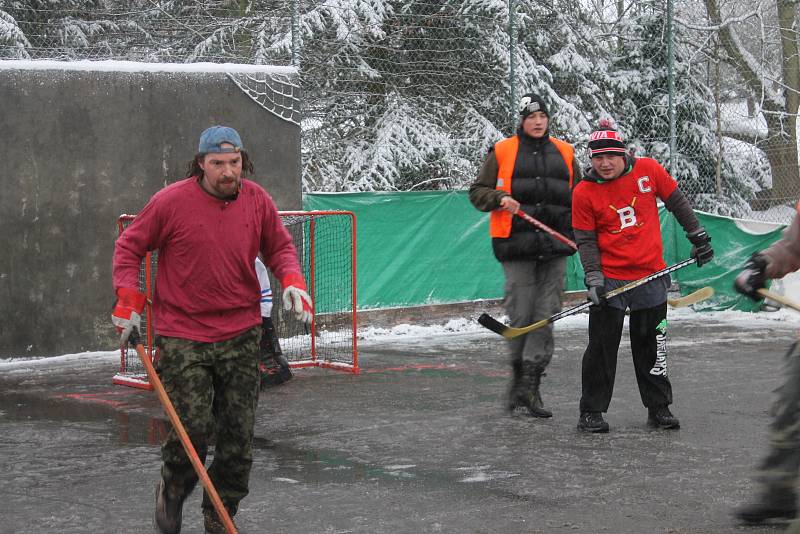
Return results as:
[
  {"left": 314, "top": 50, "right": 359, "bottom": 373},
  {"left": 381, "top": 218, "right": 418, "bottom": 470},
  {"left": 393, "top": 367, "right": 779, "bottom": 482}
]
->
[
  {"left": 365, "top": 363, "right": 507, "bottom": 377},
  {"left": 52, "top": 390, "right": 136, "bottom": 408},
  {"left": 367, "top": 363, "right": 453, "bottom": 372}
]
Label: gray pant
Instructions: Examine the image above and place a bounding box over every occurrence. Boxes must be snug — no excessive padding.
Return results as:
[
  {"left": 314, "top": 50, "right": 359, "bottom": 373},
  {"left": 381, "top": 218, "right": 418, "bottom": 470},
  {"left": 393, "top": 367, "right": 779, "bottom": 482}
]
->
[
  {"left": 502, "top": 257, "right": 567, "bottom": 370},
  {"left": 755, "top": 341, "right": 800, "bottom": 495}
]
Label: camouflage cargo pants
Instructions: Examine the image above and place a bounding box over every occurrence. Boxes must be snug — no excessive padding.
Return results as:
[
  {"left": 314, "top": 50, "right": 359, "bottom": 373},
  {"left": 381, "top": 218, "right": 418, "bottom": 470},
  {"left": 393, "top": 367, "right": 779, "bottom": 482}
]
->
[
  {"left": 756, "top": 341, "right": 800, "bottom": 495},
  {"left": 156, "top": 326, "right": 261, "bottom": 514}
]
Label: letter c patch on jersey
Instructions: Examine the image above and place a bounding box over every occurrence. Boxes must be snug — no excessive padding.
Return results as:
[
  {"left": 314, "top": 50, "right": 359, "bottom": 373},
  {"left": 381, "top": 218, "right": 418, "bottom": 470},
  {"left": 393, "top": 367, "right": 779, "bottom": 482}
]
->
[{"left": 638, "top": 176, "right": 652, "bottom": 193}]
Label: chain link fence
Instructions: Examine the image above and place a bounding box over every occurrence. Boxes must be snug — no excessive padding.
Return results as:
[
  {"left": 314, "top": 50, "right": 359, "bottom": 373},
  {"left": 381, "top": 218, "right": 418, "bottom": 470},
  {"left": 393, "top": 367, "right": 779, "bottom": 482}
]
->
[{"left": 2, "top": 0, "right": 797, "bottom": 222}]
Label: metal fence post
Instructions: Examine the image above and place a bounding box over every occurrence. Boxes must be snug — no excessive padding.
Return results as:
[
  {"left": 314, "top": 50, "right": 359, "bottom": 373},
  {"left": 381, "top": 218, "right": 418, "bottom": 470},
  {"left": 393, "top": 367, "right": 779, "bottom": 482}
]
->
[
  {"left": 667, "top": 0, "right": 676, "bottom": 171},
  {"left": 291, "top": 0, "right": 300, "bottom": 68},
  {"left": 508, "top": 0, "right": 517, "bottom": 134}
]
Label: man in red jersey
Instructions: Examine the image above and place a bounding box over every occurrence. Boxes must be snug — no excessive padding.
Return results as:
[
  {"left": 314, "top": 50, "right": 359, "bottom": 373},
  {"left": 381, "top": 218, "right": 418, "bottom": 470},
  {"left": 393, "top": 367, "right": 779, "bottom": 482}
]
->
[
  {"left": 571, "top": 120, "right": 713, "bottom": 433},
  {"left": 111, "top": 126, "right": 312, "bottom": 534}
]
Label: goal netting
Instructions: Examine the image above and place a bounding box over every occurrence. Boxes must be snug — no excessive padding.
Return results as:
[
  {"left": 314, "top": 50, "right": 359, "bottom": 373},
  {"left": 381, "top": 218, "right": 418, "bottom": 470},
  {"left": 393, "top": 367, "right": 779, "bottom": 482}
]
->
[{"left": 226, "top": 71, "right": 301, "bottom": 126}]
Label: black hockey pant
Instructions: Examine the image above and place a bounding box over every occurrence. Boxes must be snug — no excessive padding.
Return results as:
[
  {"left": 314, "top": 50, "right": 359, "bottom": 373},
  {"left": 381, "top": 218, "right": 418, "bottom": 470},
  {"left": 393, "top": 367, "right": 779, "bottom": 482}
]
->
[{"left": 579, "top": 302, "right": 672, "bottom": 413}]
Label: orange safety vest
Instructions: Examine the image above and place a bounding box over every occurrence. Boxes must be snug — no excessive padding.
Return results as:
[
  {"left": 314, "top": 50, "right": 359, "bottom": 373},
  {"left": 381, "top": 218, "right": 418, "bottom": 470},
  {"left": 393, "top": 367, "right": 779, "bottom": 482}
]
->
[{"left": 489, "top": 135, "right": 575, "bottom": 238}]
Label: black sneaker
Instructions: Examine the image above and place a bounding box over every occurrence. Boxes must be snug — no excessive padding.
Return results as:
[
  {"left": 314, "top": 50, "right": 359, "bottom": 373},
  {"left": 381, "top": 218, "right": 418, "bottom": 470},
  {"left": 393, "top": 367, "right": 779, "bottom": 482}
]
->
[
  {"left": 154, "top": 479, "right": 184, "bottom": 534},
  {"left": 735, "top": 495, "right": 797, "bottom": 524},
  {"left": 577, "top": 411, "right": 609, "bottom": 433},
  {"left": 647, "top": 406, "right": 680, "bottom": 429},
  {"left": 203, "top": 507, "right": 237, "bottom": 534}
]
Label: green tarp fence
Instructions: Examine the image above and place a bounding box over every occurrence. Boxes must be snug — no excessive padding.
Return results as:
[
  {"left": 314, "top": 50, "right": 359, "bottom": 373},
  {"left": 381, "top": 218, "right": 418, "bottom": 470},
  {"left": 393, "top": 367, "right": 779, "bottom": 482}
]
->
[
  {"left": 660, "top": 209, "right": 785, "bottom": 312},
  {"left": 304, "top": 191, "right": 786, "bottom": 312}
]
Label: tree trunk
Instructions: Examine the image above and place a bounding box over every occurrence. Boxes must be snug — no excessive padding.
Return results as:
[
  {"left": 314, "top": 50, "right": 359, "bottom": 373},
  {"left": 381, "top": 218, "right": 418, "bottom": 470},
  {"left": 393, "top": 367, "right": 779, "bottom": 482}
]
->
[
  {"left": 754, "top": 116, "right": 800, "bottom": 209},
  {"left": 769, "top": 0, "right": 800, "bottom": 207}
]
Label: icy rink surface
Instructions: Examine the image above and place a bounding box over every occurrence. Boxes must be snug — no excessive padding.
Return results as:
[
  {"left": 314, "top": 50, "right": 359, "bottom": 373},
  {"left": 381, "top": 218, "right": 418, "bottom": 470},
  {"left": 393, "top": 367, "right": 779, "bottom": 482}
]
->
[{"left": 0, "top": 307, "right": 797, "bottom": 533}]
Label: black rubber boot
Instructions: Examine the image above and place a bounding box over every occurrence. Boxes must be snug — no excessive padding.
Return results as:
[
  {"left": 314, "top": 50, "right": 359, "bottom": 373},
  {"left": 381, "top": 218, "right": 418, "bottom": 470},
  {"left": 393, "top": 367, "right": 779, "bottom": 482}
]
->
[
  {"left": 527, "top": 365, "right": 553, "bottom": 418},
  {"left": 647, "top": 406, "right": 680, "bottom": 429},
  {"left": 735, "top": 490, "right": 797, "bottom": 524},
  {"left": 260, "top": 316, "right": 293, "bottom": 389},
  {"left": 203, "top": 507, "right": 237, "bottom": 534},
  {"left": 506, "top": 362, "right": 523, "bottom": 413},
  {"left": 577, "top": 411, "right": 609, "bottom": 433},
  {"left": 507, "top": 361, "right": 552, "bottom": 418},
  {"left": 154, "top": 478, "right": 185, "bottom": 534}
]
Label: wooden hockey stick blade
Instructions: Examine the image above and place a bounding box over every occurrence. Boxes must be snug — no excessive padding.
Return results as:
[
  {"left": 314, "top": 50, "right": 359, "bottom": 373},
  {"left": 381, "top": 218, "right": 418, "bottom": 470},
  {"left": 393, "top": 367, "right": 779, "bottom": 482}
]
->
[
  {"left": 478, "top": 258, "right": 697, "bottom": 340},
  {"left": 757, "top": 288, "right": 800, "bottom": 313},
  {"left": 478, "top": 313, "right": 550, "bottom": 339},
  {"left": 667, "top": 286, "right": 714, "bottom": 308},
  {"left": 129, "top": 330, "right": 238, "bottom": 534}
]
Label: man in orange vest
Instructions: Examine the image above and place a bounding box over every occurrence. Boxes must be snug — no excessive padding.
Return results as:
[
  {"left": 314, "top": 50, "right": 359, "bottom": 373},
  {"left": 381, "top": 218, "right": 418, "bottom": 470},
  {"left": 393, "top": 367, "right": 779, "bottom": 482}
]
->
[
  {"left": 734, "top": 205, "right": 800, "bottom": 525},
  {"left": 469, "top": 93, "right": 581, "bottom": 418}
]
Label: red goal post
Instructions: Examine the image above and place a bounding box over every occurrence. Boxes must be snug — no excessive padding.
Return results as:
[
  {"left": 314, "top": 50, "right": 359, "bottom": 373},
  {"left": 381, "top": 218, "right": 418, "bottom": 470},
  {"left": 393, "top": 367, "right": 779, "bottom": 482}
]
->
[{"left": 113, "top": 210, "right": 358, "bottom": 389}]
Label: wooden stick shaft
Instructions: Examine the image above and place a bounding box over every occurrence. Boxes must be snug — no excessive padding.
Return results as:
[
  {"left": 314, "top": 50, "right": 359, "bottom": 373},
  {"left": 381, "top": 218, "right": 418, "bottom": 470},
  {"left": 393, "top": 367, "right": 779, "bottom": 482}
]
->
[
  {"left": 757, "top": 288, "right": 800, "bottom": 313},
  {"left": 515, "top": 211, "right": 578, "bottom": 250},
  {"left": 134, "top": 343, "right": 238, "bottom": 534}
]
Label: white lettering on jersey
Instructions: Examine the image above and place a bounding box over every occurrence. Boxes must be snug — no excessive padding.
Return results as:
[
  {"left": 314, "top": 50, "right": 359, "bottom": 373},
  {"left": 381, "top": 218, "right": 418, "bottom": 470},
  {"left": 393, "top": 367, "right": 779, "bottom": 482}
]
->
[
  {"left": 637, "top": 176, "right": 651, "bottom": 193},
  {"left": 617, "top": 206, "right": 637, "bottom": 230}
]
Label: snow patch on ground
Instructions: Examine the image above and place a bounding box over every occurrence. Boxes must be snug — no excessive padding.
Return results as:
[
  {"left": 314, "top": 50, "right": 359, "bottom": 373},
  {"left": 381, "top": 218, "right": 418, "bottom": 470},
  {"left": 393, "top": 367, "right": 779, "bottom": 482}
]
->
[
  {"left": 358, "top": 306, "right": 799, "bottom": 347},
  {"left": 0, "top": 308, "right": 797, "bottom": 372},
  {"left": 0, "top": 350, "right": 118, "bottom": 372},
  {"left": 455, "top": 465, "right": 520, "bottom": 483}
]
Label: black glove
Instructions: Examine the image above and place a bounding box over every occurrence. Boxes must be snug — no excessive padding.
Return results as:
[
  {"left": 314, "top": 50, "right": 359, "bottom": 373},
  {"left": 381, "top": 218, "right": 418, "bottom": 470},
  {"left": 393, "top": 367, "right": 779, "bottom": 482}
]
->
[
  {"left": 259, "top": 316, "right": 293, "bottom": 388},
  {"left": 584, "top": 271, "right": 606, "bottom": 307},
  {"left": 260, "top": 316, "right": 282, "bottom": 357},
  {"left": 687, "top": 227, "right": 714, "bottom": 267},
  {"left": 734, "top": 253, "right": 768, "bottom": 301}
]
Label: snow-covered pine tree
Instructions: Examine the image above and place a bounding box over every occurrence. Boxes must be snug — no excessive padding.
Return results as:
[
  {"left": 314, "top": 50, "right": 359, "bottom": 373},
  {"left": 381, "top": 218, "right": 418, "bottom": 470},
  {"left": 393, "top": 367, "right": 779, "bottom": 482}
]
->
[
  {"left": 297, "top": 0, "right": 513, "bottom": 192},
  {"left": 3, "top": 0, "right": 165, "bottom": 60},
  {"left": 0, "top": 9, "right": 31, "bottom": 58},
  {"left": 514, "top": 1, "right": 612, "bottom": 150},
  {"left": 599, "top": 2, "right": 757, "bottom": 216}
]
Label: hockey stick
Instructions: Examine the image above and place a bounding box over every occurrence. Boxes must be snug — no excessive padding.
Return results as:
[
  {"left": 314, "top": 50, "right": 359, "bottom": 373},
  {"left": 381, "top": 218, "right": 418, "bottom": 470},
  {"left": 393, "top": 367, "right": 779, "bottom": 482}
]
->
[
  {"left": 757, "top": 288, "right": 800, "bottom": 313},
  {"left": 478, "top": 257, "right": 698, "bottom": 339},
  {"left": 514, "top": 210, "right": 578, "bottom": 250},
  {"left": 128, "top": 328, "right": 238, "bottom": 534},
  {"left": 667, "top": 286, "right": 714, "bottom": 308},
  {"left": 514, "top": 212, "right": 711, "bottom": 309}
]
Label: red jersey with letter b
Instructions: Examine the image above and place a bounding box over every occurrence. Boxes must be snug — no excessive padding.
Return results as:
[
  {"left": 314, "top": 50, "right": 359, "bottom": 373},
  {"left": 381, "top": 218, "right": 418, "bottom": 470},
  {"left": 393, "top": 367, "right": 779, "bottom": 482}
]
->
[{"left": 572, "top": 157, "right": 677, "bottom": 279}]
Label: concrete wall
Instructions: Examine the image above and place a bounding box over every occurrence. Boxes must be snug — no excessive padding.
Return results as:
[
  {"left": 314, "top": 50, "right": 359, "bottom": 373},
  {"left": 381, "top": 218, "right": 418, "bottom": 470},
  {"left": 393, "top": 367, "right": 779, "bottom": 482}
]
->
[{"left": 0, "top": 61, "right": 301, "bottom": 357}]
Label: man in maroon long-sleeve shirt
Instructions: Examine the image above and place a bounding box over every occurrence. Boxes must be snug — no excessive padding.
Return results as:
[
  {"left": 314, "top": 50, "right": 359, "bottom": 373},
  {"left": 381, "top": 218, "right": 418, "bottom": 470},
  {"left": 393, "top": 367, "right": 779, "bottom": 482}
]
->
[{"left": 112, "top": 125, "right": 312, "bottom": 534}]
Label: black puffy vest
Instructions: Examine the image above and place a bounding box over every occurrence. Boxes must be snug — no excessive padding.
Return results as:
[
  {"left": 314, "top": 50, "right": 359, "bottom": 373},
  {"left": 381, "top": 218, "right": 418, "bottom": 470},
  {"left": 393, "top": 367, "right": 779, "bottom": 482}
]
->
[{"left": 492, "top": 132, "right": 576, "bottom": 262}]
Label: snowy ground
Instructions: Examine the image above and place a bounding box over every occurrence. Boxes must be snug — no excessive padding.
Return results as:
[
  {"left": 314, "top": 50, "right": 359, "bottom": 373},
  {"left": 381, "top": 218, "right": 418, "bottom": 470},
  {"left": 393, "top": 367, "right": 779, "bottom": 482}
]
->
[{"left": 1, "top": 307, "right": 799, "bottom": 533}]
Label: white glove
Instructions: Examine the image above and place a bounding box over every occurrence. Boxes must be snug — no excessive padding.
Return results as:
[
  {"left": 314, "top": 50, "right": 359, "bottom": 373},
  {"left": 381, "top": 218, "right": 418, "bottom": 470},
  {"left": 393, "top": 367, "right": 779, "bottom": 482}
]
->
[{"left": 280, "top": 273, "right": 313, "bottom": 324}]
